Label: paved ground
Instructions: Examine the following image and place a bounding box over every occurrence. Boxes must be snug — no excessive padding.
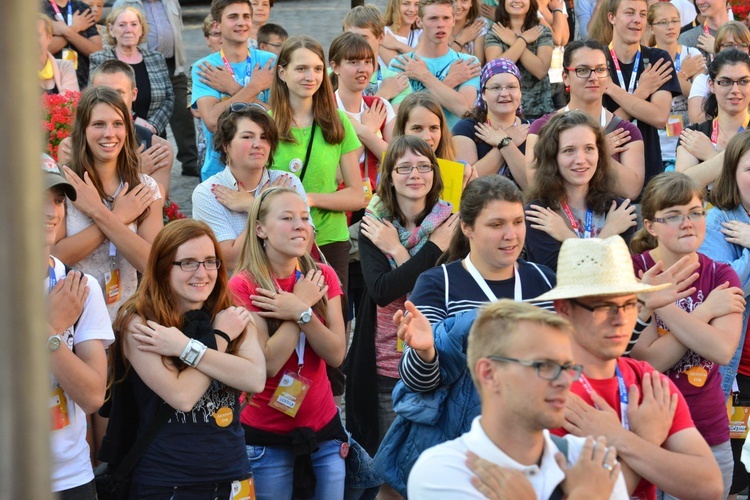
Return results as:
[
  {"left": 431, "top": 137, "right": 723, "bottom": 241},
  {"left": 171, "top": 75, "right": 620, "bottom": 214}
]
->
[{"left": 164, "top": 0, "right": 389, "bottom": 218}]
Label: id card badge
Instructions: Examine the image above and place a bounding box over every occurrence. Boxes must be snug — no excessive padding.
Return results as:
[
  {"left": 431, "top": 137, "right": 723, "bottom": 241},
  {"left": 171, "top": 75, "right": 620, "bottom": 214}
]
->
[
  {"left": 230, "top": 477, "right": 256, "bottom": 500},
  {"left": 50, "top": 386, "right": 70, "bottom": 431},
  {"left": 666, "top": 114, "right": 684, "bottom": 137},
  {"left": 363, "top": 177, "right": 373, "bottom": 203},
  {"left": 397, "top": 336, "right": 404, "bottom": 352},
  {"left": 268, "top": 370, "right": 312, "bottom": 418},
  {"left": 104, "top": 269, "right": 121, "bottom": 305},
  {"left": 62, "top": 48, "right": 78, "bottom": 70}
]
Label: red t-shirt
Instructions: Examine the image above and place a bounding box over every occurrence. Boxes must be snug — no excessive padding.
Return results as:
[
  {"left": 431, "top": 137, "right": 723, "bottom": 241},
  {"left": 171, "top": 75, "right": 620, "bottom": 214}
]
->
[
  {"left": 552, "top": 357, "right": 694, "bottom": 500},
  {"left": 229, "top": 264, "right": 343, "bottom": 434}
]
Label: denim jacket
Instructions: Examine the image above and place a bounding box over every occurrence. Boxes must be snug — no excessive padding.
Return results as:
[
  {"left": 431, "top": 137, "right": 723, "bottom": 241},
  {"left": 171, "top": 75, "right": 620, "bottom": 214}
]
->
[{"left": 699, "top": 205, "right": 750, "bottom": 397}]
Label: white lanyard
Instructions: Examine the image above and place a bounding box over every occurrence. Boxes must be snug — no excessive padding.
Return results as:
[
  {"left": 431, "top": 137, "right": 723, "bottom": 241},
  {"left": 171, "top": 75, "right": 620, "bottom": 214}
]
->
[
  {"left": 464, "top": 254, "right": 522, "bottom": 302},
  {"left": 295, "top": 334, "right": 306, "bottom": 370},
  {"left": 565, "top": 106, "right": 606, "bottom": 127}
]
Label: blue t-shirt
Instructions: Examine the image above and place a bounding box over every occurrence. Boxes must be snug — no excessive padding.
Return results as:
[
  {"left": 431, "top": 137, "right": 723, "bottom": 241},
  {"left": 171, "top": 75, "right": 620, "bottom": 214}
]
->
[
  {"left": 389, "top": 49, "right": 480, "bottom": 128},
  {"left": 191, "top": 48, "right": 277, "bottom": 180}
]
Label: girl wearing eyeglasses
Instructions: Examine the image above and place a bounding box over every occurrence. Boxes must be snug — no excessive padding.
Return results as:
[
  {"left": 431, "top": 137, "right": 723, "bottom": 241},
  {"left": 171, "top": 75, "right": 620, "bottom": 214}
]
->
[
  {"left": 269, "top": 35, "right": 364, "bottom": 297},
  {"left": 453, "top": 58, "right": 531, "bottom": 186},
  {"left": 631, "top": 172, "right": 744, "bottom": 499},
  {"left": 192, "top": 104, "right": 307, "bottom": 272},
  {"left": 688, "top": 21, "right": 750, "bottom": 125},
  {"left": 524, "top": 111, "right": 637, "bottom": 272},
  {"left": 228, "top": 187, "right": 347, "bottom": 499},
  {"left": 107, "top": 219, "right": 266, "bottom": 498},
  {"left": 699, "top": 130, "right": 750, "bottom": 498},
  {"left": 52, "top": 86, "right": 163, "bottom": 321},
  {"left": 345, "top": 136, "right": 458, "bottom": 459},
  {"left": 676, "top": 49, "right": 750, "bottom": 188},
  {"left": 525, "top": 39, "right": 645, "bottom": 201},
  {"left": 484, "top": 0, "right": 554, "bottom": 121},
  {"left": 648, "top": 2, "right": 706, "bottom": 171}
]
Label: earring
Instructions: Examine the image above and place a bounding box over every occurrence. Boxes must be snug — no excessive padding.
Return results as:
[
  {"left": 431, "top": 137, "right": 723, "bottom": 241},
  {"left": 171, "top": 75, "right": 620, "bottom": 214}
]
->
[
  {"left": 262, "top": 239, "right": 266, "bottom": 248},
  {"left": 565, "top": 85, "right": 570, "bottom": 92}
]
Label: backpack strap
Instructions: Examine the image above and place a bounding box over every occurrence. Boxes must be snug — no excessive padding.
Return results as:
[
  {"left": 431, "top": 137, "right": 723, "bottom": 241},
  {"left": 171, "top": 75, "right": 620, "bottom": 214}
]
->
[
  {"left": 110, "top": 401, "right": 172, "bottom": 480},
  {"left": 604, "top": 114, "right": 624, "bottom": 135}
]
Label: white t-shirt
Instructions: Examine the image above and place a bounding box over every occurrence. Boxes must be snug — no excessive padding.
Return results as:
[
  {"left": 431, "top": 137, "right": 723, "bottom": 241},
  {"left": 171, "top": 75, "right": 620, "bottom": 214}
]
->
[
  {"left": 335, "top": 91, "right": 396, "bottom": 165},
  {"left": 660, "top": 45, "right": 702, "bottom": 161},
  {"left": 65, "top": 173, "right": 162, "bottom": 320},
  {"left": 408, "top": 416, "right": 629, "bottom": 499},
  {"left": 385, "top": 25, "right": 422, "bottom": 49},
  {"left": 47, "top": 256, "right": 114, "bottom": 492},
  {"left": 689, "top": 73, "right": 710, "bottom": 102}
]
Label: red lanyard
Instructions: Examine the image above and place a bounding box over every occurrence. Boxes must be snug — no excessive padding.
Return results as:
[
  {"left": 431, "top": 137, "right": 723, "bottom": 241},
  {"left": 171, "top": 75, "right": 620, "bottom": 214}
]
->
[
  {"left": 712, "top": 116, "right": 750, "bottom": 145},
  {"left": 608, "top": 44, "right": 641, "bottom": 94},
  {"left": 220, "top": 49, "right": 252, "bottom": 86},
  {"left": 561, "top": 202, "right": 593, "bottom": 238},
  {"left": 49, "top": 0, "right": 73, "bottom": 25}
]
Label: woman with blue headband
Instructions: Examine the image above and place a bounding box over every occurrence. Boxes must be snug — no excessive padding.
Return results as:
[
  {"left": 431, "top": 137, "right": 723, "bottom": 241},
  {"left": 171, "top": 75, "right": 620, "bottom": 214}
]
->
[{"left": 453, "top": 58, "right": 531, "bottom": 187}]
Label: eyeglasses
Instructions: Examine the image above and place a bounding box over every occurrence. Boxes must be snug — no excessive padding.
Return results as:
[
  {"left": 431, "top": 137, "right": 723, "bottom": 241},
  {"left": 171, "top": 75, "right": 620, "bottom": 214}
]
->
[
  {"left": 172, "top": 259, "right": 222, "bottom": 272},
  {"left": 394, "top": 164, "right": 434, "bottom": 175},
  {"left": 484, "top": 84, "right": 520, "bottom": 93},
  {"left": 229, "top": 102, "right": 267, "bottom": 113},
  {"left": 566, "top": 66, "right": 611, "bottom": 79},
  {"left": 207, "top": 31, "right": 221, "bottom": 38},
  {"left": 719, "top": 43, "right": 750, "bottom": 50},
  {"left": 651, "top": 210, "right": 706, "bottom": 226},
  {"left": 487, "top": 355, "right": 583, "bottom": 381},
  {"left": 651, "top": 19, "right": 681, "bottom": 27},
  {"left": 713, "top": 78, "right": 750, "bottom": 88},
  {"left": 570, "top": 298, "right": 638, "bottom": 318}
]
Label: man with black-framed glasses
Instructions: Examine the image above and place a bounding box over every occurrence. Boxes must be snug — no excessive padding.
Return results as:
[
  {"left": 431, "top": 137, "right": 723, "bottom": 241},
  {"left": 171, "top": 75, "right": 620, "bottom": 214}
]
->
[
  {"left": 533, "top": 235, "right": 724, "bottom": 500},
  {"left": 408, "top": 299, "right": 629, "bottom": 499}
]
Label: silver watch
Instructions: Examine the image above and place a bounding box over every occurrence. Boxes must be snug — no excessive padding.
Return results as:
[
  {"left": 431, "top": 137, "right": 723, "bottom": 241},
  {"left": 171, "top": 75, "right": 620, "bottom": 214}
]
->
[
  {"left": 48, "top": 334, "right": 62, "bottom": 352},
  {"left": 297, "top": 307, "right": 313, "bottom": 325}
]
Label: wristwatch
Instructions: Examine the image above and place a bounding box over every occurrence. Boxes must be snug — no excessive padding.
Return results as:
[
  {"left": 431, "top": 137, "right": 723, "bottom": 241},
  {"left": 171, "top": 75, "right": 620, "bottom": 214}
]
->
[
  {"left": 497, "top": 136, "right": 512, "bottom": 150},
  {"left": 298, "top": 307, "right": 313, "bottom": 325},
  {"left": 48, "top": 334, "right": 62, "bottom": 352}
]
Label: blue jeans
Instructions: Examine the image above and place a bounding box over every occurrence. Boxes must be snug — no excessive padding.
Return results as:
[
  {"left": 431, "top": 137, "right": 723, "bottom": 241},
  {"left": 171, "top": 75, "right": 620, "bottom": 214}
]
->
[{"left": 246, "top": 439, "right": 346, "bottom": 500}]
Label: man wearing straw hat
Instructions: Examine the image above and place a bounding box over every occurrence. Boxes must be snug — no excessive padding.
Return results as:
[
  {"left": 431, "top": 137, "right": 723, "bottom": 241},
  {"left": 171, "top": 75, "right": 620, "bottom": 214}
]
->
[{"left": 533, "top": 235, "right": 723, "bottom": 500}]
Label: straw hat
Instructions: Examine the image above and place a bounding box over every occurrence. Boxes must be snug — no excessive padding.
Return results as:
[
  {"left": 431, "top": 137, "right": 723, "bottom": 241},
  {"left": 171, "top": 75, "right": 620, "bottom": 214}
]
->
[{"left": 531, "top": 236, "right": 669, "bottom": 302}]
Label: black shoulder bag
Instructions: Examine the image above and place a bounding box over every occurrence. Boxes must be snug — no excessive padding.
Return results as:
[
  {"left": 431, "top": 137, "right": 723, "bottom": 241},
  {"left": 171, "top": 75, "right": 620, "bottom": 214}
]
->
[{"left": 297, "top": 121, "right": 317, "bottom": 183}]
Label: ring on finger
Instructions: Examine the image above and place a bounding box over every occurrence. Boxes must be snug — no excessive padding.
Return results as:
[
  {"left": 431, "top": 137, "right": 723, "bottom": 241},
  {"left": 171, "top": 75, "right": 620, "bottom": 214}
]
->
[{"left": 602, "top": 462, "right": 615, "bottom": 472}]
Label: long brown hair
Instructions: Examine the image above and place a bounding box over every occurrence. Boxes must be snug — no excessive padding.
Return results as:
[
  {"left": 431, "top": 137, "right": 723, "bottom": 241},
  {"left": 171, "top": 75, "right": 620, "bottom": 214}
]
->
[
  {"left": 270, "top": 35, "right": 344, "bottom": 145},
  {"left": 711, "top": 129, "right": 750, "bottom": 210},
  {"left": 235, "top": 187, "right": 329, "bottom": 329},
  {"left": 525, "top": 111, "right": 614, "bottom": 214},
  {"left": 69, "top": 86, "right": 146, "bottom": 222},
  {"left": 110, "top": 220, "right": 240, "bottom": 384},
  {"left": 393, "top": 92, "right": 456, "bottom": 161},
  {"left": 375, "top": 136, "right": 445, "bottom": 227},
  {"left": 630, "top": 172, "right": 704, "bottom": 254},
  {"left": 494, "top": 0, "right": 539, "bottom": 31}
]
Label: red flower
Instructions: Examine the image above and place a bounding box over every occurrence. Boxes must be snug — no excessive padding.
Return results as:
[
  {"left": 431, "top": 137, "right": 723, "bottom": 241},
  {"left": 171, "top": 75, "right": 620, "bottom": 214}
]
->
[{"left": 41, "top": 90, "right": 80, "bottom": 162}]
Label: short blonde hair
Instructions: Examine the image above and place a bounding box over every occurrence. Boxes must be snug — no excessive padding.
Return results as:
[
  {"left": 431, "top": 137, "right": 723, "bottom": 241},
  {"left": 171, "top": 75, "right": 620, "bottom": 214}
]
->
[
  {"left": 467, "top": 300, "right": 572, "bottom": 393},
  {"left": 38, "top": 14, "right": 53, "bottom": 37},
  {"left": 105, "top": 6, "right": 149, "bottom": 47}
]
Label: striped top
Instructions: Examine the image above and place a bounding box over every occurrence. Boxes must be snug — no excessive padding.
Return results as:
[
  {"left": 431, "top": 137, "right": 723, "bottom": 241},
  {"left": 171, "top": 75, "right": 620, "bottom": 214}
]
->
[{"left": 399, "top": 259, "right": 556, "bottom": 392}]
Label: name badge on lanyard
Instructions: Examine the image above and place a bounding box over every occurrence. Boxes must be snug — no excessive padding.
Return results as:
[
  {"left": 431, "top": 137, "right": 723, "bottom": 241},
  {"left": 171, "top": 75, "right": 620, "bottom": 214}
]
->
[{"left": 464, "top": 254, "right": 522, "bottom": 302}]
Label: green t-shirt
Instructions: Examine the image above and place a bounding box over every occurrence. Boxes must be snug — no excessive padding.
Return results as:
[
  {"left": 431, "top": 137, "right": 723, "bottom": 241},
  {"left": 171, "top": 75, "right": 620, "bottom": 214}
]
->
[{"left": 270, "top": 109, "right": 361, "bottom": 246}]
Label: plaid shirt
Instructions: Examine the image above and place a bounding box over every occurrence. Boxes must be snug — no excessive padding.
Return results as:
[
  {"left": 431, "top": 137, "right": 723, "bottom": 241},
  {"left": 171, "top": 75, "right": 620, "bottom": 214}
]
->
[{"left": 89, "top": 47, "right": 175, "bottom": 134}]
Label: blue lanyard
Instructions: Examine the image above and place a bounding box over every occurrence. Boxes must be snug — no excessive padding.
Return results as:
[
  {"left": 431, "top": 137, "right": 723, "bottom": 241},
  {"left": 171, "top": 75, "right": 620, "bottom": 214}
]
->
[
  {"left": 220, "top": 50, "right": 253, "bottom": 87},
  {"left": 579, "top": 364, "right": 629, "bottom": 430},
  {"left": 609, "top": 45, "right": 641, "bottom": 94},
  {"left": 674, "top": 51, "right": 681, "bottom": 72},
  {"left": 615, "top": 365, "right": 629, "bottom": 430},
  {"left": 583, "top": 209, "right": 593, "bottom": 239},
  {"left": 48, "top": 264, "right": 57, "bottom": 292}
]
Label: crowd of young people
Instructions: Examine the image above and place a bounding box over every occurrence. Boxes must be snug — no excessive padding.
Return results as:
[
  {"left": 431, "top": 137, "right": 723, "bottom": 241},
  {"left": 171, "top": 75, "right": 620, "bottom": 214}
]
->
[{"left": 39, "top": 0, "right": 750, "bottom": 498}]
